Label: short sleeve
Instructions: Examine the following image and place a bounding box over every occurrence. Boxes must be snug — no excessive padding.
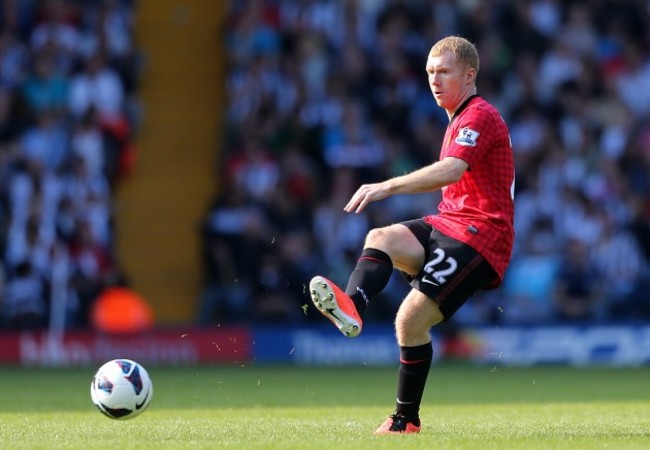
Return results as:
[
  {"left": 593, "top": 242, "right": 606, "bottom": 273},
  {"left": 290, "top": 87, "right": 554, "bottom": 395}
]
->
[{"left": 445, "top": 108, "right": 498, "bottom": 168}]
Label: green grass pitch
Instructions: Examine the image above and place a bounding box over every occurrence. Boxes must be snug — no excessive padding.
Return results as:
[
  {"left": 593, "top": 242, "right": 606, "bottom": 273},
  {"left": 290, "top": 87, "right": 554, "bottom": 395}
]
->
[{"left": 0, "top": 363, "right": 649, "bottom": 449}]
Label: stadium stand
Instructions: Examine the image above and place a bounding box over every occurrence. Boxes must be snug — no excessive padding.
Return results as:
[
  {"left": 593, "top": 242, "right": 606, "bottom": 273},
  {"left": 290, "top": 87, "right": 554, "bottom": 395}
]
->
[
  {"left": 2, "top": 0, "right": 648, "bottom": 331},
  {"left": 0, "top": 0, "right": 138, "bottom": 330}
]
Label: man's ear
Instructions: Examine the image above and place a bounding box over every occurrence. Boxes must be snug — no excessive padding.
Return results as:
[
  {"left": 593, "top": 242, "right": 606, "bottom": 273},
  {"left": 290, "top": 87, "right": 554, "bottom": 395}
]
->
[{"left": 467, "top": 68, "right": 476, "bottom": 85}]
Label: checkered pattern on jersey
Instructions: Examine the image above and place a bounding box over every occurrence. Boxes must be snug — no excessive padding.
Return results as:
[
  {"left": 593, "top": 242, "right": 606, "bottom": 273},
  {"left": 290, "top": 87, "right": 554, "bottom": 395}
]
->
[{"left": 426, "top": 96, "right": 514, "bottom": 286}]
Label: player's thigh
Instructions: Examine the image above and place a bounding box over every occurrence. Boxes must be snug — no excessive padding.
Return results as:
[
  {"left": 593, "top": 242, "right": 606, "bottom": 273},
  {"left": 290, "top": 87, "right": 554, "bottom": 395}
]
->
[
  {"left": 365, "top": 223, "right": 425, "bottom": 275},
  {"left": 395, "top": 288, "right": 444, "bottom": 347}
]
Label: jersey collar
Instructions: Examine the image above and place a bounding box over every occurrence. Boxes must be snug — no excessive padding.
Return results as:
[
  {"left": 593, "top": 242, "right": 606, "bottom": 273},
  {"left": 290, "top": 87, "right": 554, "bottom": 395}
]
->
[{"left": 450, "top": 94, "right": 479, "bottom": 123}]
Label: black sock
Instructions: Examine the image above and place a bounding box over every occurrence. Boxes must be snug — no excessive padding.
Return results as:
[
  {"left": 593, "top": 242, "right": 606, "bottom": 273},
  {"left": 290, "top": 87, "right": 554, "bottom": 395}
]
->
[
  {"left": 345, "top": 248, "right": 393, "bottom": 314},
  {"left": 395, "top": 342, "right": 433, "bottom": 421}
]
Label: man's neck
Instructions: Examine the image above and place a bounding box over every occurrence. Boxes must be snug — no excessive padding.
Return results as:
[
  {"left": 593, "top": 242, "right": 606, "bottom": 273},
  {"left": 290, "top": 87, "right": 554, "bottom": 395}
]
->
[{"left": 446, "top": 88, "right": 478, "bottom": 120}]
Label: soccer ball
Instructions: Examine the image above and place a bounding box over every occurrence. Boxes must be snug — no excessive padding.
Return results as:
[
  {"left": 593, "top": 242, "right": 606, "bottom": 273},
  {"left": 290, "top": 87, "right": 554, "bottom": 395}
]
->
[{"left": 90, "top": 358, "right": 153, "bottom": 420}]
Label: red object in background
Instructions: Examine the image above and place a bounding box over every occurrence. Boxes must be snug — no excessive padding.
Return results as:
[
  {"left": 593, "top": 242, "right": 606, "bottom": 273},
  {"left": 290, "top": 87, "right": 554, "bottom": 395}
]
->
[
  {"left": 0, "top": 327, "right": 252, "bottom": 366},
  {"left": 91, "top": 287, "right": 154, "bottom": 334}
]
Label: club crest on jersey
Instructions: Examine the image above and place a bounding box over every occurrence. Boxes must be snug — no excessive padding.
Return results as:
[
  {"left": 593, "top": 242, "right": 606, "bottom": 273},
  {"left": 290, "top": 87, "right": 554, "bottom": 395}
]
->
[{"left": 455, "top": 127, "right": 480, "bottom": 147}]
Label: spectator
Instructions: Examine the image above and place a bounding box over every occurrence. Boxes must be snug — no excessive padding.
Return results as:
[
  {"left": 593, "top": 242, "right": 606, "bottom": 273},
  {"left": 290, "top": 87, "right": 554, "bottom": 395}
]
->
[
  {"left": 67, "top": 219, "right": 118, "bottom": 327},
  {"left": 1, "top": 260, "right": 48, "bottom": 329},
  {"left": 19, "top": 108, "right": 68, "bottom": 171},
  {"left": 21, "top": 49, "right": 68, "bottom": 113},
  {"left": 553, "top": 239, "right": 603, "bottom": 323},
  {"left": 68, "top": 50, "right": 125, "bottom": 123},
  {"left": 29, "top": 0, "right": 82, "bottom": 74},
  {"left": 198, "top": 185, "right": 268, "bottom": 324},
  {"left": 593, "top": 212, "right": 648, "bottom": 320}
]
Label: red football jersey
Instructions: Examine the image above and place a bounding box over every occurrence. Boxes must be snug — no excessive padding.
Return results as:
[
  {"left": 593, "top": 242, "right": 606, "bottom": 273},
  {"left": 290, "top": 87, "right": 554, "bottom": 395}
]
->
[{"left": 425, "top": 95, "right": 515, "bottom": 287}]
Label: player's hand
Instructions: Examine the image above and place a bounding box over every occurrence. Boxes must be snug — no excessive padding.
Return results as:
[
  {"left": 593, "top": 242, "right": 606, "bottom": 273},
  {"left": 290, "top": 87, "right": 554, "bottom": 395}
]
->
[{"left": 344, "top": 182, "right": 389, "bottom": 214}]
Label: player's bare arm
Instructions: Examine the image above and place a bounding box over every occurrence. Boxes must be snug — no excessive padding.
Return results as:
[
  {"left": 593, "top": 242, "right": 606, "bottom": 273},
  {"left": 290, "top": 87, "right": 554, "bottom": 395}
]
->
[{"left": 344, "top": 156, "right": 469, "bottom": 214}]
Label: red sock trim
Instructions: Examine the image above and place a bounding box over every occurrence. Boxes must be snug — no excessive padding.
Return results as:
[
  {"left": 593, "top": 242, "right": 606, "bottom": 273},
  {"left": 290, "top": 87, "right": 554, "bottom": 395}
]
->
[
  {"left": 399, "top": 357, "right": 430, "bottom": 365},
  {"left": 359, "top": 256, "right": 390, "bottom": 264}
]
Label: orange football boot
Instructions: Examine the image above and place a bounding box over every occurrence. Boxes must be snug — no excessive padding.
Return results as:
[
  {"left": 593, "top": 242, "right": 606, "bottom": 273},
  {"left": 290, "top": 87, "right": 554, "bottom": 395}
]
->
[
  {"left": 374, "top": 414, "right": 422, "bottom": 435},
  {"left": 309, "top": 275, "right": 362, "bottom": 337}
]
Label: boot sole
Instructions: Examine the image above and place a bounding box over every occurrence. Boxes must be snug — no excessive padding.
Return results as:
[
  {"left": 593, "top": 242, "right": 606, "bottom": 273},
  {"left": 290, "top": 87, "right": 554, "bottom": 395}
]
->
[{"left": 309, "top": 276, "right": 361, "bottom": 337}]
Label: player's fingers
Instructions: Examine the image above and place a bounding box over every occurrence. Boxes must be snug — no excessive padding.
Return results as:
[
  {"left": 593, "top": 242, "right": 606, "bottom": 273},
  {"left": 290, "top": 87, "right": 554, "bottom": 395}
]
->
[
  {"left": 349, "top": 187, "right": 374, "bottom": 213},
  {"left": 355, "top": 193, "right": 371, "bottom": 213},
  {"left": 344, "top": 186, "right": 366, "bottom": 212},
  {"left": 344, "top": 192, "right": 361, "bottom": 212}
]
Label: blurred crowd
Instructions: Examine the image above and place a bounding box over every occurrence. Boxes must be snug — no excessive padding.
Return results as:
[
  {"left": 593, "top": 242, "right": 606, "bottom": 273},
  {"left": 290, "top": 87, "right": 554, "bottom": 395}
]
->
[
  {"left": 5, "top": 0, "right": 645, "bottom": 331},
  {"left": 200, "top": 0, "right": 650, "bottom": 327},
  {"left": 0, "top": 0, "right": 139, "bottom": 330}
]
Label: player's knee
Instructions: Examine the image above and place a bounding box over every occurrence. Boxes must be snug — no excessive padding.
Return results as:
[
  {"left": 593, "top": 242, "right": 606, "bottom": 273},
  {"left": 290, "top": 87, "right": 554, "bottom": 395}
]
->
[
  {"left": 395, "top": 319, "right": 429, "bottom": 347},
  {"left": 365, "top": 227, "right": 391, "bottom": 248},
  {"left": 395, "top": 302, "right": 444, "bottom": 346},
  {"left": 395, "top": 311, "right": 432, "bottom": 347}
]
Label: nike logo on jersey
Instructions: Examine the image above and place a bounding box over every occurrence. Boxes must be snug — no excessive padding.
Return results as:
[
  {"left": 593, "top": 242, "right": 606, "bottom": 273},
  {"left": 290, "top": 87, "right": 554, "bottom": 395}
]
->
[
  {"left": 455, "top": 127, "right": 480, "bottom": 146},
  {"left": 421, "top": 277, "right": 440, "bottom": 286}
]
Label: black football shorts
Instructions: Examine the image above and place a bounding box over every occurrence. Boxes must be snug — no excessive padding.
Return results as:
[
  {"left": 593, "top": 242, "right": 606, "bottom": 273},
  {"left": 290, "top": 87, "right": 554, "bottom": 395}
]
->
[{"left": 400, "top": 219, "right": 497, "bottom": 320}]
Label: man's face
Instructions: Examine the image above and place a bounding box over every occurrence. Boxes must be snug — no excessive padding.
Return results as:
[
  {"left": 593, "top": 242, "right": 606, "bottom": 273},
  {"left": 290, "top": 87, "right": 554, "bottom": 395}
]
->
[{"left": 426, "top": 50, "right": 473, "bottom": 112}]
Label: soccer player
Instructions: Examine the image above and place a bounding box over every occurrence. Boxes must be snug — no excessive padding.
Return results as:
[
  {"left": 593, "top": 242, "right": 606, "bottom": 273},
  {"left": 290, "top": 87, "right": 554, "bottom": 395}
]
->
[{"left": 309, "top": 36, "right": 515, "bottom": 435}]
